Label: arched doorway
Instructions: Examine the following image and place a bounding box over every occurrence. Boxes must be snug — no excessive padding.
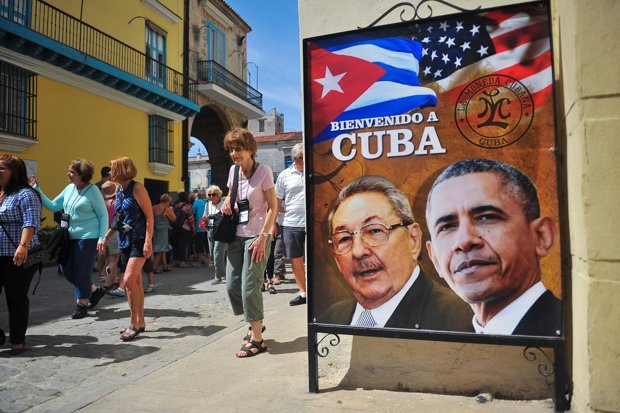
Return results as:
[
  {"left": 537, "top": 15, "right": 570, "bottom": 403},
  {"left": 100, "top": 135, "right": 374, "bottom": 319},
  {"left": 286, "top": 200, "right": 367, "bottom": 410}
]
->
[{"left": 190, "top": 106, "right": 232, "bottom": 192}]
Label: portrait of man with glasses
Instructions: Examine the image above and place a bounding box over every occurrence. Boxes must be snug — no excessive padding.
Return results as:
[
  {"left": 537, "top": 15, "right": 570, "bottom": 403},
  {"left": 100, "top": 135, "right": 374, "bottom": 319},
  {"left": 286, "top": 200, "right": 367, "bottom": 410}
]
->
[{"left": 318, "top": 175, "right": 473, "bottom": 331}]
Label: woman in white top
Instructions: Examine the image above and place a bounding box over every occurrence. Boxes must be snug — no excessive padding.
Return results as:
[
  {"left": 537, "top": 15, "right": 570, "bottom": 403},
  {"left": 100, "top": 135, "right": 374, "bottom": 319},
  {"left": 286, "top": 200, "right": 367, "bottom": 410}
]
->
[{"left": 201, "top": 185, "right": 226, "bottom": 284}]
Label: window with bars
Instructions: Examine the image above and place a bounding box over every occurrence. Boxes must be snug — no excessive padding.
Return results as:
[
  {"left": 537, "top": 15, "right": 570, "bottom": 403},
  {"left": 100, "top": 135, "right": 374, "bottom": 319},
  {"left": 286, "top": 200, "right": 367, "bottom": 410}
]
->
[
  {"left": 206, "top": 22, "right": 226, "bottom": 66},
  {"left": 0, "top": 61, "right": 37, "bottom": 139},
  {"left": 145, "top": 22, "right": 167, "bottom": 86},
  {"left": 0, "top": 0, "right": 30, "bottom": 24},
  {"left": 148, "top": 115, "right": 173, "bottom": 164}
]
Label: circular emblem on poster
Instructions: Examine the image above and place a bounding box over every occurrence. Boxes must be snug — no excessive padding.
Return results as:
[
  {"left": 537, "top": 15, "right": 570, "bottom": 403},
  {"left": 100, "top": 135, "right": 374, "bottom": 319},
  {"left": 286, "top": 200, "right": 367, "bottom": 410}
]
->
[{"left": 454, "top": 74, "right": 534, "bottom": 149}]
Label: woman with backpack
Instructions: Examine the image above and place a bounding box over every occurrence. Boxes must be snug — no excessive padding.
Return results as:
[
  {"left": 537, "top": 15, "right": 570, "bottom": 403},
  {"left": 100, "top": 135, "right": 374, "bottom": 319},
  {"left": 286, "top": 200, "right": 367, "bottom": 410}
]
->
[
  {"left": 170, "top": 192, "right": 194, "bottom": 268},
  {"left": 0, "top": 154, "right": 42, "bottom": 354},
  {"left": 31, "top": 159, "right": 108, "bottom": 320}
]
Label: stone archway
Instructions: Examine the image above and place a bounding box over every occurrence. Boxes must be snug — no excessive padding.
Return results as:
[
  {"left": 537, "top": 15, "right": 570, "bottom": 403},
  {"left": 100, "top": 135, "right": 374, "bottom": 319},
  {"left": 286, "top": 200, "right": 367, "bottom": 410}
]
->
[{"left": 190, "top": 106, "right": 232, "bottom": 192}]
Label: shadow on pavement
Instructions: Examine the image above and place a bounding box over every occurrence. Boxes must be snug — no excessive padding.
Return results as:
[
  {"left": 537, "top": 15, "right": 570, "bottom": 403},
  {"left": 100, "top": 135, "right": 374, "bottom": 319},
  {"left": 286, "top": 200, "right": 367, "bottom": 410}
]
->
[
  {"left": 91, "top": 307, "right": 201, "bottom": 321},
  {"left": 152, "top": 324, "right": 226, "bottom": 340},
  {"left": 264, "top": 336, "right": 307, "bottom": 355},
  {"left": 0, "top": 334, "right": 160, "bottom": 365}
]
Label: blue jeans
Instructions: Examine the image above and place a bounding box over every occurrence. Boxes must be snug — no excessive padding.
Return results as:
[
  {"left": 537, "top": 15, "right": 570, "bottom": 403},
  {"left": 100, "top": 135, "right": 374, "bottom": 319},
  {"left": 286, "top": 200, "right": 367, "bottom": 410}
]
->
[
  {"left": 226, "top": 235, "right": 271, "bottom": 322},
  {"left": 60, "top": 238, "right": 98, "bottom": 300}
]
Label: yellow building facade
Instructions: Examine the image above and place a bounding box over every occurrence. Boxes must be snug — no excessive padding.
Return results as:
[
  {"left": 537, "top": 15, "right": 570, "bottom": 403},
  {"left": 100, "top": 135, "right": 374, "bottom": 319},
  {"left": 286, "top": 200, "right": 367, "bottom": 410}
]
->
[{"left": 0, "top": 0, "right": 199, "bottom": 225}]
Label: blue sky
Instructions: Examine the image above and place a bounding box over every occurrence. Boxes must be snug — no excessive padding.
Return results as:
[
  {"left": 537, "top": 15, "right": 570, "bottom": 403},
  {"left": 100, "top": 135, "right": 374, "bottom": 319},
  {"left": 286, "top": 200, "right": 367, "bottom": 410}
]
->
[{"left": 190, "top": 0, "right": 301, "bottom": 156}]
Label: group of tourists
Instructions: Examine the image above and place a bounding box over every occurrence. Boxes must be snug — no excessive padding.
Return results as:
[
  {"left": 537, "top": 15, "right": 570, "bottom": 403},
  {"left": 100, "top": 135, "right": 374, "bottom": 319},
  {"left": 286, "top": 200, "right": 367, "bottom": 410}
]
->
[{"left": 0, "top": 127, "right": 306, "bottom": 359}]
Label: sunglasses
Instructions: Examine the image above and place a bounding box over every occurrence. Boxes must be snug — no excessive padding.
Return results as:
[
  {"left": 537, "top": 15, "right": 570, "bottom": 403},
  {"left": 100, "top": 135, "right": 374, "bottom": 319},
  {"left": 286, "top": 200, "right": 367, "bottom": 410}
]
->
[{"left": 207, "top": 193, "right": 218, "bottom": 197}]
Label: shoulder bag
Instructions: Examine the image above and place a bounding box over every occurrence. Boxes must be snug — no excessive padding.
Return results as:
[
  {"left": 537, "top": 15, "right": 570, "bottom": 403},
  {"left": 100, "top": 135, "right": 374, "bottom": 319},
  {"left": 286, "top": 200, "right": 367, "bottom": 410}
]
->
[{"left": 212, "top": 165, "right": 240, "bottom": 243}]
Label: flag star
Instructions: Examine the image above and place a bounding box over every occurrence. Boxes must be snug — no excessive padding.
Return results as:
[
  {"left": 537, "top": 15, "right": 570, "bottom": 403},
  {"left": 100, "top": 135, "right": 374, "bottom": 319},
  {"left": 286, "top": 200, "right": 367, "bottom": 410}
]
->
[
  {"left": 430, "top": 50, "right": 438, "bottom": 60},
  {"left": 441, "top": 53, "right": 450, "bottom": 64},
  {"left": 434, "top": 68, "right": 443, "bottom": 78},
  {"left": 426, "top": 26, "right": 434, "bottom": 33},
  {"left": 445, "top": 37, "right": 456, "bottom": 48},
  {"left": 477, "top": 45, "right": 489, "bottom": 57},
  {"left": 454, "top": 56, "right": 462, "bottom": 67},
  {"left": 439, "top": 21, "right": 449, "bottom": 31},
  {"left": 314, "top": 67, "right": 346, "bottom": 99},
  {"left": 470, "top": 25, "right": 480, "bottom": 36},
  {"left": 423, "top": 66, "right": 432, "bottom": 76},
  {"left": 422, "top": 47, "right": 428, "bottom": 57},
  {"left": 460, "top": 41, "right": 471, "bottom": 51},
  {"left": 455, "top": 21, "right": 464, "bottom": 32},
  {"left": 421, "top": 36, "right": 431, "bottom": 43},
  {"left": 439, "top": 36, "right": 446, "bottom": 43}
]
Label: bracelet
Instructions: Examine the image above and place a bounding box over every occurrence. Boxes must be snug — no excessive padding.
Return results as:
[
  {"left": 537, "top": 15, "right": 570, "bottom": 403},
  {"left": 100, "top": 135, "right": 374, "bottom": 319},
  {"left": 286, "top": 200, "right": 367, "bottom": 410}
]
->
[{"left": 19, "top": 242, "right": 27, "bottom": 247}]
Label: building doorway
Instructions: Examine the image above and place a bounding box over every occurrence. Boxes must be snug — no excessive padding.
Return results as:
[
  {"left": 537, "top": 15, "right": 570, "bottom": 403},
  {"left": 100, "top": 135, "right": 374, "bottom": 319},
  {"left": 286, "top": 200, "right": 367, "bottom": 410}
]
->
[{"left": 190, "top": 106, "right": 231, "bottom": 191}]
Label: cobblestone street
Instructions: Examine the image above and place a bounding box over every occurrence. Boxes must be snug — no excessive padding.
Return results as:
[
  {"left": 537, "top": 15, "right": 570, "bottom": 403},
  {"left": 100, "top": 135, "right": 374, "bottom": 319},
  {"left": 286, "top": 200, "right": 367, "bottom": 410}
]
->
[{"left": 0, "top": 262, "right": 297, "bottom": 413}]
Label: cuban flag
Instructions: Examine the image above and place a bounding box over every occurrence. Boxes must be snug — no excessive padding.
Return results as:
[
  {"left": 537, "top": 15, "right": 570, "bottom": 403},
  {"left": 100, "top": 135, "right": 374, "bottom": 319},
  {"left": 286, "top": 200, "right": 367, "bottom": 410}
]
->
[{"left": 309, "top": 36, "right": 437, "bottom": 142}]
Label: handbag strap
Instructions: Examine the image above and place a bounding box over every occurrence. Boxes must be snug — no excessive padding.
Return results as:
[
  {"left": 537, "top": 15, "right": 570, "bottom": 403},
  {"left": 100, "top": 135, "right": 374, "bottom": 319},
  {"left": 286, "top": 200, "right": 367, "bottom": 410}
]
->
[
  {"left": 0, "top": 221, "right": 19, "bottom": 249},
  {"left": 229, "top": 165, "right": 240, "bottom": 206}
]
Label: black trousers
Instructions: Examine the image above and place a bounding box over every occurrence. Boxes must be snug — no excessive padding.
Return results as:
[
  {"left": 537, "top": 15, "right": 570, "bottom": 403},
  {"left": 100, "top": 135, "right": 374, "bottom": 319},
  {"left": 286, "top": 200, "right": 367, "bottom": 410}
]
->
[
  {"left": 171, "top": 229, "right": 192, "bottom": 262},
  {"left": 0, "top": 256, "right": 36, "bottom": 345}
]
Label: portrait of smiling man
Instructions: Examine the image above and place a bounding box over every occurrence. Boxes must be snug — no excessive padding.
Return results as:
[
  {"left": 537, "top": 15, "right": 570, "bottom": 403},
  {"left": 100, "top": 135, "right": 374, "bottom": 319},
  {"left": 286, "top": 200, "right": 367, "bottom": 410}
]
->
[
  {"left": 318, "top": 175, "right": 472, "bottom": 331},
  {"left": 425, "top": 158, "right": 562, "bottom": 337}
]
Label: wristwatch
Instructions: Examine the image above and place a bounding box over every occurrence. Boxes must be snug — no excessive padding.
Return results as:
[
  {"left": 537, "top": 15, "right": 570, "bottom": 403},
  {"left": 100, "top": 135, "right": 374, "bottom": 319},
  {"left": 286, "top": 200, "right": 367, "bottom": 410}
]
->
[
  {"left": 20, "top": 242, "right": 27, "bottom": 247},
  {"left": 261, "top": 231, "right": 269, "bottom": 238}
]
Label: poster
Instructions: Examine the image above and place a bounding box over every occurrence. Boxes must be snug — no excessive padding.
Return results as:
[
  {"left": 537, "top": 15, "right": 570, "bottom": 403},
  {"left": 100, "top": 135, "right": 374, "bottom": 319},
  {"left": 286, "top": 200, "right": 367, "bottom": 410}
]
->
[{"left": 305, "top": 2, "right": 562, "bottom": 338}]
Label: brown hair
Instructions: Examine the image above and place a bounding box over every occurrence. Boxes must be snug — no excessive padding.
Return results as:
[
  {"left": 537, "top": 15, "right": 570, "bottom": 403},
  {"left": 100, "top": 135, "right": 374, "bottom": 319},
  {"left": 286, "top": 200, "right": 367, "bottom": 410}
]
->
[
  {"left": 109, "top": 157, "right": 137, "bottom": 182},
  {"left": 69, "top": 159, "right": 95, "bottom": 182},
  {"left": 223, "top": 128, "right": 257, "bottom": 159}
]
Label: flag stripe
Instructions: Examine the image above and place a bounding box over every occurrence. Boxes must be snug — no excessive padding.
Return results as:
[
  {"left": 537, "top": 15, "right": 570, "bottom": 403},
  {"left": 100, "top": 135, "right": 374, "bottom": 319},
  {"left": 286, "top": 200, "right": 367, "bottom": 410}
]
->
[
  {"left": 489, "top": 12, "right": 548, "bottom": 38},
  {"left": 332, "top": 43, "right": 421, "bottom": 72},
  {"left": 492, "top": 20, "right": 549, "bottom": 53},
  {"left": 347, "top": 81, "right": 437, "bottom": 111}
]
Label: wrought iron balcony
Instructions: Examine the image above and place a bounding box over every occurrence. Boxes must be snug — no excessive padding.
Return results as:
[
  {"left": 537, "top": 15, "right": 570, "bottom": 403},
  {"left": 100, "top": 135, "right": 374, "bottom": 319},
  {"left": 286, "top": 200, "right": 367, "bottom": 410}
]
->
[
  {"left": 0, "top": 0, "right": 199, "bottom": 118},
  {"left": 196, "top": 60, "right": 263, "bottom": 114}
]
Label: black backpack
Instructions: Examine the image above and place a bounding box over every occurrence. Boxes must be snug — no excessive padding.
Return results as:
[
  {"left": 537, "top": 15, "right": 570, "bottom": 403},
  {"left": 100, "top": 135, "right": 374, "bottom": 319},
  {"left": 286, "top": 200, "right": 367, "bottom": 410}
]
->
[{"left": 171, "top": 204, "right": 188, "bottom": 230}]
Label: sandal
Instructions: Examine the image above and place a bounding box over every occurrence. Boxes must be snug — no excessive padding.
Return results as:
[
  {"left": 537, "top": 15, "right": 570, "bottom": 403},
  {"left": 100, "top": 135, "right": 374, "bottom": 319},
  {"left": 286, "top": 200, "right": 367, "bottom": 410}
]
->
[
  {"left": 120, "top": 325, "right": 146, "bottom": 335},
  {"left": 236, "top": 339, "right": 267, "bottom": 358},
  {"left": 120, "top": 326, "right": 143, "bottom": 342},
  {"left": 242, "top": 325, "right": 266, "bottom": 346},
  {"left": 267, "top": 282, "right": 277, "bottom": 294}
]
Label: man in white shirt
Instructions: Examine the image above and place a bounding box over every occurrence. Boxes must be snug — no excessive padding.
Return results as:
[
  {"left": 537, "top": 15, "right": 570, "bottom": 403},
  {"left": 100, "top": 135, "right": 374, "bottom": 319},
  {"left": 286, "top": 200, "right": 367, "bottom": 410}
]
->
[
  {"left": 319, "top": 175, "right": 472, "bottom": 331},
  {"left": 275, "top": 143, "right": 307, "bottom": 306},
  {"left": 425, "top": 158, "right": 562, "bottom": 336}
]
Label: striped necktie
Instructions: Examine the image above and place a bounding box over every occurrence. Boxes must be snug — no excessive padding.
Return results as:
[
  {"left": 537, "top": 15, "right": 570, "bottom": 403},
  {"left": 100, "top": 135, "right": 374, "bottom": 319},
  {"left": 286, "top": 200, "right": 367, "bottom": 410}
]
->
[{"left": 356, "top": 309, "right": 377, "bottom": 327}]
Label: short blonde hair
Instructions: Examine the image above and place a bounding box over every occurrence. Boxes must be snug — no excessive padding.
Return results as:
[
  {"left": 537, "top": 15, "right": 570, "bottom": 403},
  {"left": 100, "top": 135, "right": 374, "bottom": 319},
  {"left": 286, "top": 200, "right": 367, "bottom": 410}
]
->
[
  {"left": 110, "top": 157, "right": 137, "bottom": 182},
  {"left": 160, "top": 193, "right": 172, "bottom": 203},
  {"left": 206, "top": 185, "right": 222, "bottom": 198},
  {"left": 223, "top": 128, "right": 257, "bottom": 159}
]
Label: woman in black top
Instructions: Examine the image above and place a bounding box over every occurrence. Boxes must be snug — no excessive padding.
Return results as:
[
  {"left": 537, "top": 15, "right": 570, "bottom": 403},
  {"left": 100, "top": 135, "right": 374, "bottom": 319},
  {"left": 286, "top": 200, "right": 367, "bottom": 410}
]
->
[{"left": 98, "top": 157, "right": 153, "bottom": 341}]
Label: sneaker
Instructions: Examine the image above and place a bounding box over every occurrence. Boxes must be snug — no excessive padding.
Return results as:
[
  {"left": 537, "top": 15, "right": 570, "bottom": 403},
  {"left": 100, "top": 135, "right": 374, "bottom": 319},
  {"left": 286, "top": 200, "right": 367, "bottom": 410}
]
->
[
  {"left": 144, "top": 284, "right": 155, "bottom": 293},
  {"left": 103, "top": 283, "right": 119, "bottom": 291},
  {"left": 211, "top": 278, "right": 222, "bottom": 285},
  {"left": 289, "top": 295, "right": 307, "bottom": 306},
  {"left": 87, "top": 287, "right": 106, "bottom": 309},
  {"left": 108, "top": 288, "right": 126, "bottom": 298},
  {"left": 71, "top": 304, "right": 88, "bottom": 319}
]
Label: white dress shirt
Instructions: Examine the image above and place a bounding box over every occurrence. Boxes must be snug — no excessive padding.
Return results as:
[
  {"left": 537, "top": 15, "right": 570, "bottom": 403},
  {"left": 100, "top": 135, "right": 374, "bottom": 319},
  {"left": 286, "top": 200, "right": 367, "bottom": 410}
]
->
[
  {"left": 350, "top": 266, "right": 421, "bottom": 327},
  {"left": 473, "top": 281, "right": 546, "bottom": 335}
]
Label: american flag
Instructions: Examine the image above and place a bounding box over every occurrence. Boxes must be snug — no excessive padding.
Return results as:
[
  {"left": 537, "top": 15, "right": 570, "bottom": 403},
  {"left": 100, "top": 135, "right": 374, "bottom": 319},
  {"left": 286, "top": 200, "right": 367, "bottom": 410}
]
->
[{"left": 412, "top": 5, "right": 552, "bottom": 108}]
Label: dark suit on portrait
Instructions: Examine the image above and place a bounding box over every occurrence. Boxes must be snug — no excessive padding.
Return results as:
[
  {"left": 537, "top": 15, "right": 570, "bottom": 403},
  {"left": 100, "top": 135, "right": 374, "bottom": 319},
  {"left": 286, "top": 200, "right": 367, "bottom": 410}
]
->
[
  {"left": 512, "top": 290, "right": 562, "bottom": 337},
  {"left": 318, "top": 269, "right": 474, "bottom": 332}
]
